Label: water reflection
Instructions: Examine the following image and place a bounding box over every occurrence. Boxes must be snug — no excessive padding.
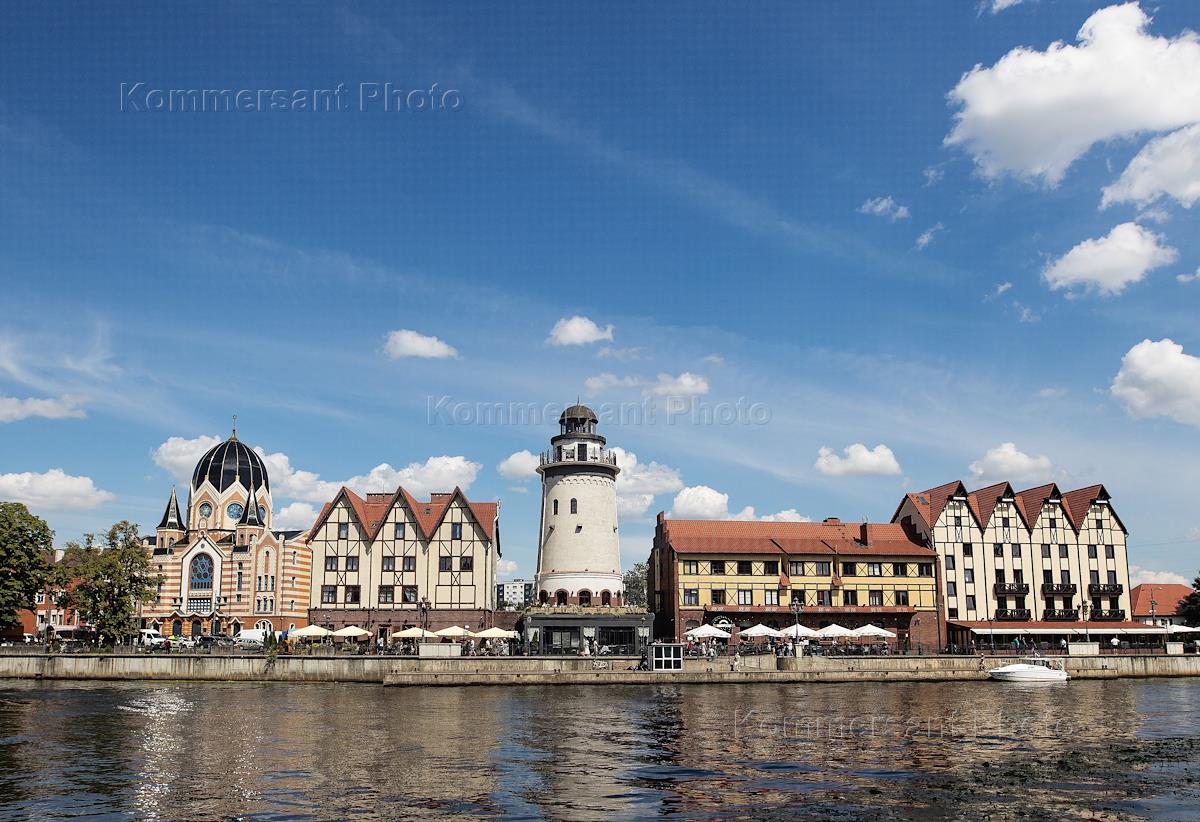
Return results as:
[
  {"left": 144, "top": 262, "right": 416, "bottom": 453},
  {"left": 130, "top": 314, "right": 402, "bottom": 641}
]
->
[{"left": 0, "top": 679, "right": 1196, "bottom": 820}]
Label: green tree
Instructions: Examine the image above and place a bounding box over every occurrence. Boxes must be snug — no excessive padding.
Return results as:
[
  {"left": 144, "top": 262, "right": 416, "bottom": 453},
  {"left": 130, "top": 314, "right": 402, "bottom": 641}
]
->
[
  {"left": 0, "top": 502, "right": 54, "bottom": 631},
  {"left": 623, "top": 560, "right": 648, "bottom": 608},
  {"left": 56, "top": 521, "right": 159, "bottom": 646},
  {"left": 1179, "top": 576, "right": 1200, "bottom": 626}
]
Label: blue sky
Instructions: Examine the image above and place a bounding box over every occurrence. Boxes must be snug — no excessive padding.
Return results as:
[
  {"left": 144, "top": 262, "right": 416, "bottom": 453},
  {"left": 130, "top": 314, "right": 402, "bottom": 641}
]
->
[{"left": 2, "top": 1, "right": 1199, "bottom": 585}]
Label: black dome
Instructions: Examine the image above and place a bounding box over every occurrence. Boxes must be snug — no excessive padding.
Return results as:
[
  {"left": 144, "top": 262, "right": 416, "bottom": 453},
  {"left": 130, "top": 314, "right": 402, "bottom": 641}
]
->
[
  {"left": 191, "top": 435, "right": 270, "bottom": 493},
  {"left": 559, "top": 404, "right": 598, "bottom": 423}
]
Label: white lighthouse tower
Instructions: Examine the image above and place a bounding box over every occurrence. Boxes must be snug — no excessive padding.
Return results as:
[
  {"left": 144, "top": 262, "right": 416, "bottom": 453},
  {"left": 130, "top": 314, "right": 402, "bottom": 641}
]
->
[{"left": 535, "top": 403, "right": 624, "bottom": 607}]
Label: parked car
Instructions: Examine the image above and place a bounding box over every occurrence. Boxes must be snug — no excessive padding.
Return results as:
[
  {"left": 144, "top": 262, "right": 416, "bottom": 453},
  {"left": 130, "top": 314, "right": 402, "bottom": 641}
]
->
[
  {"left": 138, "top": 629, "right": 171, "bottom": 651},
  {"left": 23, "top": 633, "right": 37, "bottom": 644},
  {"left": 169, "top": 635, "right": 197, "bottom": 650},
  {"left": 196, "top": 635, "right": 233, "bottom": 649},
  {"left": 232, "top": 629, "right": 273, "bottom": 650}
]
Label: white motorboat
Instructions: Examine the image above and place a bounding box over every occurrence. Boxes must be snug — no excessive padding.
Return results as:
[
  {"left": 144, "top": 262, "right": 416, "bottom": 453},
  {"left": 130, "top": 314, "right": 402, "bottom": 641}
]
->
[{"left": 987, "top": 656, "right": 1069, "bottom": 682}]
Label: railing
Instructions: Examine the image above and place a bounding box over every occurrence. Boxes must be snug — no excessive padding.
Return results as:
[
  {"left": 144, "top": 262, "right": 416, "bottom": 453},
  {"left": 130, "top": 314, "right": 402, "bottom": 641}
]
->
[
  {"left": 1088, "top": 583, "right": 1124, "bottom": 595},
  {"left": 1043, "top": 608, "right": 1079, "bottom": 621},
  {"left": 539, "top": 448, "right": 618, "bottom": 467},
  {"left": 1090, "top": 609, "right": 1125, "bottom": 621},
  {"left": 1041, "top": 583, "right": 1077, "bottom": 595},
  {"left": 994, "top": 583, "right": 1029, "bottom": 595},
  {"left": 993, "top": 608, "right": 1031, "bottom": 621}
]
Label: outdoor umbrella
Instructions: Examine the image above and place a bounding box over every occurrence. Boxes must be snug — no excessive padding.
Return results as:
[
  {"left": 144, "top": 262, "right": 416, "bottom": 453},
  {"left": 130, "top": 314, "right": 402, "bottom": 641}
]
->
[
  {"left": 816, "top": 623, "right": 855, "bottom": 639},
  {"left": 331, "top": 626, "right": 370, "bottom": 639},
  {"left": 740, "top": 624, "right": 783, "bottom": 638},
  {"left": 394, "top": 627, "right": 438, "bottom": 639},
  {"left": 852, "top": 624, "right": 897, "bottom": 638},
  {"left": 291, "top": 625, "right": 333, "bottom": 639},
  {"left": 474, "top": 627, "right": 519, "bottom": 639},
  {"left": 435, "top": 625, "right": 476, "bottom": 638},
  {"left": 779, "top": 623, "right": 819, "bottom": 639},
  {"left": 685, "top": 624, "right": 732, "bottom": 640}
]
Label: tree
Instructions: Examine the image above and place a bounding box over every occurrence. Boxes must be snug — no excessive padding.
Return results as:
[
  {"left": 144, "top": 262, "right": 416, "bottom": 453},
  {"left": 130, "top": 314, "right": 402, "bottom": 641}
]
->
[
  {"left": 1180, "top": 576, "right": 1200, "bottom": 626},
  {"left": 0, "top": 502, "right": 54, "bottom": 631},
  {"left": 56, "top": 521, "right": 159, "bottom": 646},
  {"left": 623, "top": 561, "right": 648, "bottom": 608}
]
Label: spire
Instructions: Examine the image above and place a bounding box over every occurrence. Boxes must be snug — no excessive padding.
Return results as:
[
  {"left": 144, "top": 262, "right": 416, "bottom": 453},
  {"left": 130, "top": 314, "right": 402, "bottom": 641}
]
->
[
  {"left": 158, "top": 486, "right": 185, "bottom": 531},
  {"left": 239, "top": 471, "right": 264, "bottom": 527},
  {"left": 230, "top": 413, "right": 239, "bottom": 441}
]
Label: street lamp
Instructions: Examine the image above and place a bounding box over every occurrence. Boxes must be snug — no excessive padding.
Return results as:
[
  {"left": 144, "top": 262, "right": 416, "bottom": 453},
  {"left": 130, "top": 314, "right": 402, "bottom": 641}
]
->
[
  {"left": 418, "top": 597, "right": 431, "bottom": 634},
  {"left": 1081, "top": 600, "right": 1091, "bottom": 644},
  {"left": 988, "top": 611, "right": 995, "bottom": 654},
  {"left": 790, "top": 598, "right": 803, "bottom": 656}
]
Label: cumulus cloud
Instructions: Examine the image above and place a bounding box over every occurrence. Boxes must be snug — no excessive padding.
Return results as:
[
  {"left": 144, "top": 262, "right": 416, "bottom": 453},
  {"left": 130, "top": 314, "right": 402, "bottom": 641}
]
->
[
  {"left": 497, "top": 559, "right": 520, "bottom": 579},
  {"left": 547, "top": 315, "right": 614, "bottom": 346},
  {"left": 1129, "top": 565, "right": 1190, "bottom": 586},
  {"left": 1110, "top": 338, "right": 1200, "bottom": 427},
  {"left": 273, "top": 502, "right": 319, "bottom": 531},
  {"left": 0, "top": 468, "right": 114, "bottom": 510},
  {"left": 153, "top": 434, "right": 224, "bottom": 483},
  {"left": 946, "top": 3, "right": 1200, "bottom": 185},
  {"left": 497, "top": 450, "right": 540, "bottom": 480},
  {"left": 0, "top": 394, "right": 86, "bottom": 424},
  {"left": 814, "top": 444, "right": 902, "bottom": 477},
  {"left": 988, "top": 0, "right": 1027, "bottom": 12},
  {"left": 915, "top": 222, "right": 945, "bottom": 250},
  {"left": 968, "top": 442, "right": 1055, "bottom": 485},
  {"left": 1176, "top": 268, "right": 1200, "bottom": 284},
  {"left": 611, "top": 447, "right": 684, "bottom": 519},
  {"left": 383, "top": 329, "right": 459, "bottom": 359},
  {"left": 1102, "top": 123, "right": 1200, "bottom": 209},
  {"left": 670, "top": 485, "right": 809, "bottom": 522},
  {"left": 858, "top": 196, "right": 910, "bottom": 221},
  {"left": 649, "top": 372, "right": 709, "bottom": 398},
  {"left": 583, "top": 373, "right": 641, "bottom": 397},
  {"left": 1042, "top": 222, "right": 1176, "bottom": 296},
  {"left": 702, "top": 354, "right": 724, "bottom": 365}
]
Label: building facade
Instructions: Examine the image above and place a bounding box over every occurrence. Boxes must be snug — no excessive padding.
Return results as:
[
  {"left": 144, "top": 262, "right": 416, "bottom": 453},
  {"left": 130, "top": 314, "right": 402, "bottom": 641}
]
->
[
  {"left": 648, "top": 514, "right": 943, "bottom": 650},
  {"left": 306, "top": 486, "right": 499, "bottom": 637},
  {"left": 496, "top": 578, "right": 534, "bottom": 610},
  {"left": 892, "top": 480, "right": 1137, "bottom": 643},
  {"left": 139, "top": 429, "right": 312, "bottom": 637},
  {"left": 1130, "top": 583, "right": 1194, "bottom": 626}
]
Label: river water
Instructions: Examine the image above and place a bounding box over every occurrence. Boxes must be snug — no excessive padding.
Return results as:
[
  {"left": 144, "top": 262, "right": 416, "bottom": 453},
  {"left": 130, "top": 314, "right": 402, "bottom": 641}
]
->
[{"left": 1, "top": 679, "right": 1199, "bottom": 820}]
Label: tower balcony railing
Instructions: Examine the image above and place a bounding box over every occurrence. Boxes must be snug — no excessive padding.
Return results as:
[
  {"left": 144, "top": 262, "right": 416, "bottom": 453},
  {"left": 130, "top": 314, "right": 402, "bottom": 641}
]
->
[
  {"left": 1088, "top": 583, "right": 1123, "bottom": 596},
  {"left": 540, "top": 448, "right": 618, "bottom": 467},
  {"left": 1041, "top": 583, "right": 1077, "bottom": 596}
]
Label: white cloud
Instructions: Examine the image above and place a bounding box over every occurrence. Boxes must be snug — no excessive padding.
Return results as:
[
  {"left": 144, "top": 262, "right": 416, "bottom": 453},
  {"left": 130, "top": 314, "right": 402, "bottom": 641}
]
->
[
  {"left": 988, "top": 0, "right": 1027, "bottom": 13},
  {"left": 987, "top": 281, "right": 1013, "bottom": 300},
  {"left": 547, "top": 315, "right": 614, "bottom": 346},
  {"left": 0, "top": 468, "right": 114, "bottom": 511},
  {"left": 946, "top": 3, "right": 1200, "bottom": 185},
  {"left": 968, "top": 442, "right": 1055, "bottom": 485},
  {"left": 273, "top": 502, "right": 319, "bottom": 531},
  {"left": 1102, "top": 123, "right": 1200, "bottom": 209},
  {"left": 0, "top": 394, "right": 86, "bottom": 423},
  {"left": 649, "top": 372, "right": 709, "bottom": 398},
  {"left": 1037, "top": 386, "right": 1068, "bottom": 398},
  {"left": 257, "top": 448, "right": 481, "bottom": 502},
  {"left": 596, "top": 346, "right": 641, "bottom": 361},
  {"left": 922, "top": 166, "right": 945, "bottom": 186},
  {"left": 497, "top": 450, "right": 540, "bottom": 480},
  {"left": 1013, "top": 301, "right": 1041, "bottom": 323},
  {"left": 702, "top": 354, "right": 724, "bottom": 365},
  {"left": 1110, "top": 338, "right": 1200, "bottom": 427},
  {"left": 915, "top": 222, "right": 944, "bottom": 249},
  {"left": 1136, "top": 206, "right": 1171, "bottom": 225},
  {"left": 1177, "top": 268, "right": 1200, "bottom": 284},
  {"left": 611, "top": 447, "right": 683, "bottom": 519},
  {"left": 814, "top": 444, "right": 902, "bottom": 476},
  {"left": 669, "top": 485, "right": 809, "bottom": 522},
  {"left": 858, "top": 196, "right": 910, "bottom": 221},
  {"left": 1042, "top": 222, "right": 1176, "bottom": 296},
  {"left": 584, "top": 373, "right": 641, "bottom": 397},
  {"left": 153, "top": 434, "right": 223, "bottom": 483},
  {"left": 1129, "top": 565, "right": 1190, "bottom": 586},
  {"left": 497, "top": 559, "right": 520, "bottom": 579},
  {"left": 383, "top": 329, "right": 458, "bottom": 359}
]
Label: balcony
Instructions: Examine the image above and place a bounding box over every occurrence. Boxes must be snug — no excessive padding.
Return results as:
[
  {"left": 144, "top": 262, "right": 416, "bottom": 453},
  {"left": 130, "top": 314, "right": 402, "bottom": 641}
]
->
[
  {"left": 1089, "top": 609, "right": 1125, "bottom": 621},
  {"left": 539, "top": 448, "right": 618, "bottom": 468},
  {"left": 994, "top": 608, "right": 1032, "bottom": 621},
  {"left": 1088, "top": 583, "right": 1123, "bottom": 596},
  {"left": 1041, "top": 583, "right": 1077, "bottom": 596},
  {"left": 993, "top": 582, "right": 1029, "bottom": 596},
  {"left": 1043, "top": 608, "right": 1079, "bottom": 621}
]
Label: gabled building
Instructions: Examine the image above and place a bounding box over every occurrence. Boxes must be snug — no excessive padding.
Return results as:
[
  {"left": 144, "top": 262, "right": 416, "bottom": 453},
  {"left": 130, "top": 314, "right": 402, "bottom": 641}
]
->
[
  {"left": 1130, "top": 583, "right": 1194, "bottom": 626},
  {"left": 306, "top": 486, "right": 499, "bottom": 638},
  {"left": 139, "top": 428, "right": 312, "bottom": 637},
  {"left": 892, "top": 480, "right": 1139, "bottom": 644}
]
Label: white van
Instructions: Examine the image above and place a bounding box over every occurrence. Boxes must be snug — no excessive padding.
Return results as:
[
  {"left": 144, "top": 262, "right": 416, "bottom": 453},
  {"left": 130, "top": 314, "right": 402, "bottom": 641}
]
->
[
  {"left": 139, "top": 629, "right": 170, "bottom": 650},
  {"left": 232, "top": 629, "right": 273, "bottom": 649}
]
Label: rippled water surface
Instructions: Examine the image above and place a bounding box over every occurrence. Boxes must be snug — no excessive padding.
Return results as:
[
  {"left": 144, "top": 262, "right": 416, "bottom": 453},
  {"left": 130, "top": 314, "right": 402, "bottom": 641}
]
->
[{"left": 2, "top": 679, "right": 1199, "bottom": 820}]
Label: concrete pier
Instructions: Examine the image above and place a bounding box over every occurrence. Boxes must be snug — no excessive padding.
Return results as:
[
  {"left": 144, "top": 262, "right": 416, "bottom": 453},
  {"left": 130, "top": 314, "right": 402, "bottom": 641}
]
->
[{"left": 2, "top": 652, "right": 1200, "bottom": 686}]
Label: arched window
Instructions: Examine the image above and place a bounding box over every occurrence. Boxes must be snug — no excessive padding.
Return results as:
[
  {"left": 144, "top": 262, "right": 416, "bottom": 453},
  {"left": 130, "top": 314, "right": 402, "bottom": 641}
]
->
[
  {"left": 553, "top": 499, "right": 559, "bottom": 515},
  {"left": 191, "top": 620, "right": 201, "bottom": 637},
  {"left": 539, "top": 590, "right": 549, "bottom": 604},
  {"left": 601, "top": 590, "right": 611, "bottom": 606},
  {"left": 171, "top": 619, "right": 182, "bottom": 637},
  {"left": 555, "top": 590, "right": 568, "bottom": 606},
  {"left": 189, "top": 554, "right": 214, "bottom": 591},
  {"left": 578, "top": 590, "right": 591, "bottom": 606},
  {"left": 212, "top": 617, "right": 222, "bottom": 636},
  {"left": 570, "top": 498, "right": 578, "bottom": 514}
]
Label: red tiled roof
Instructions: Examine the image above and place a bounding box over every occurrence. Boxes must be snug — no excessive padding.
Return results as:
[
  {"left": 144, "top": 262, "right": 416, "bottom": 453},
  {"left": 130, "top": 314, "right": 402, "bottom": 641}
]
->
[
  {"left": 967, "top": 482, "right": 1013, "bottom": 529},
  {"left": 1015, "top": 483, "right": 1057, "bottom": 526},
  {"left": 896, "top": 481, "right": 1124, "bottom": 536},
  {"left": 306, "top": 486, "right": 498, "bottom": 544},
  {"left": 1061, "top": 484, "right": 1103, "bottom": 531},
  {"left": 1130, "top": 583, "right": 1193, "bottom": 617},
  {"left": 924, "top": 480, "right": 965, "bottom": 529},
  {"left": 661, "top": 519, "right": 933, "bottom": 557}
]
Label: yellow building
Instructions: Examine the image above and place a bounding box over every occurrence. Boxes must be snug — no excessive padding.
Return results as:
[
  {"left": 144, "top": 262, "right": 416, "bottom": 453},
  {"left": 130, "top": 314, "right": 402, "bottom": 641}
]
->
[{"left": 648, "top": 514, "right": 942, "bottom": 650}]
